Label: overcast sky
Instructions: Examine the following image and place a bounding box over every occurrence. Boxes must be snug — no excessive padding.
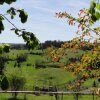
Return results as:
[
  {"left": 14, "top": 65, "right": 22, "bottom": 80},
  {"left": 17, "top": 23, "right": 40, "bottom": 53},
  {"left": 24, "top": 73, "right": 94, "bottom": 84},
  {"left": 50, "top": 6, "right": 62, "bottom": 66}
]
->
[{"left": 0, "top": 0, "right": 91, "bottom": 43}]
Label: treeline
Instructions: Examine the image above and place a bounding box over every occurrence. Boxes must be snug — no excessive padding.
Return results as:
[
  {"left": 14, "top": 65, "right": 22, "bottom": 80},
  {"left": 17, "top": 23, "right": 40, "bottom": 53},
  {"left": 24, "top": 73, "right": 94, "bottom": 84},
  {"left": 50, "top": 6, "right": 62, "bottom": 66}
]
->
[
  {"left": 9, "top": 40, "right": 65, "bottom": 50},
  {"left": 9, "top": 40, "right": 99, "bottom": 50},
  {"left": 40, "top": 40, "right": 65, "bottom": 49}
]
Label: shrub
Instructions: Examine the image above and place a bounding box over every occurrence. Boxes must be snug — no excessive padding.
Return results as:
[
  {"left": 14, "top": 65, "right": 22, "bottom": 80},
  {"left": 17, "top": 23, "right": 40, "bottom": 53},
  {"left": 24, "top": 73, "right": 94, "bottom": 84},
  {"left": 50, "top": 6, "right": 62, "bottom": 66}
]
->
[
  {"left": 5, "top": 68, "right": 26, "bottom": 99},
  {"left": 1, "top": 76, "right": 9, "bottom": 90},
  {"left": 26, "top": 63, "right": 31, "bottom": 66},
  {"left": 10, "top": 75, "right": 26, "bottom": 99},
  {"left": 16, "top": 54, "right": 27, "bottom": 63}
]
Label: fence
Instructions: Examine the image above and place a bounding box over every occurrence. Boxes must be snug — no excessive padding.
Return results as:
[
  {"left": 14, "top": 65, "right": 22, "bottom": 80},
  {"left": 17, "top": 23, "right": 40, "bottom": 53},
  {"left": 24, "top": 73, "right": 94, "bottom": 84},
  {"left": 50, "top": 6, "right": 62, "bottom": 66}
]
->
[{"left": 0, "top": 91, "right": 99, "bottom": 100}]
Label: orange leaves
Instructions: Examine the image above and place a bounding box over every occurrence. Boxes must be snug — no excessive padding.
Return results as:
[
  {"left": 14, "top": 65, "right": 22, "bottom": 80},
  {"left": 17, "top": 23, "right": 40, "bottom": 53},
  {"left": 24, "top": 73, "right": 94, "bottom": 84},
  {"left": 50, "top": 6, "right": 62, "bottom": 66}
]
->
[
  {"left": 55, "top": 12, "right": 72, "bottom": 18},
  {"left": 52, "top": 56, "right": 60, "bottom": 62},
  {"left": 82, "top": 73, "right": 89, "bottom": 79},
  {"left": 47, "top": 47, "right": 65, "bottom": 62},
  {"left": 56, "top": 8, "right": 99, "bottom": 41},
  {"left": 78, "top": 9, "right": 87, "bottom": 17}
]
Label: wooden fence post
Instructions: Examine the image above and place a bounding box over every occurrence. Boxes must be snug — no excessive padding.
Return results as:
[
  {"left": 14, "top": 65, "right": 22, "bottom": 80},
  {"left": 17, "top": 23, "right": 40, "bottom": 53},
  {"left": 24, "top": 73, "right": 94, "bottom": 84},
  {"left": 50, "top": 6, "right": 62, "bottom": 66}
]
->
[
  {"left": 92, "top": 92, "right": 94, "bottom": 100},
  {"left": 76, "top": 93, "right": 79, "bottom": 100}
]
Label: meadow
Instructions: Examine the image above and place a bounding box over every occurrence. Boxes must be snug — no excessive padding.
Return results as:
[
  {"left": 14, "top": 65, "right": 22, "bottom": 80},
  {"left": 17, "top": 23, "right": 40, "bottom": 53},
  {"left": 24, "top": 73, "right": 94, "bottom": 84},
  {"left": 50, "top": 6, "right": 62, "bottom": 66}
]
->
[{"left": 0, "top": 49, "right": 99, "bottom": 100}]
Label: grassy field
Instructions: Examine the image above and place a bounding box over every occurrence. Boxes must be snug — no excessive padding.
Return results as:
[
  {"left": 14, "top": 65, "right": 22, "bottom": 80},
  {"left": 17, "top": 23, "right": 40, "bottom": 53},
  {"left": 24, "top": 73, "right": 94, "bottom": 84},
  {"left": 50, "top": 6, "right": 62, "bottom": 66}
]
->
[
  {"left": 4, "top": 49, "right": 76, "bottom": 90},
  {"left": 0, "top": 49, "right": 99, "bottom": 100},
  {"left": 0, "top": 93, "right": 100, "bottom": 100}
]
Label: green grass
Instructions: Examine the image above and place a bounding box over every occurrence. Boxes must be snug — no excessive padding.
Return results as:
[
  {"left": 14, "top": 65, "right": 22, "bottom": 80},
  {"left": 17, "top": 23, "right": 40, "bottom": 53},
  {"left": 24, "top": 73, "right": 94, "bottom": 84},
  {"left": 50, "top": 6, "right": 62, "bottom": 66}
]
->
[
  {"left": 83, "top": 78, "right": 99, "bottom": 87},
  {"left": 3, "top": 49, "right": 28, "bottom": 60},
  {"left": 0, "top": 93, "right": 100, "bottom": 100},
  {"left": 59, "top": 49, "right": 85, "bottom": 64},
  {"left": 1, "top": 49, "right": 99, "bottom": 100},
  {"left": 5, "top": 66, "right": 75, "bottom": 90},
  {"left": 32, "top": 68, "right": 75, "bottom": 87},
  {"left": 4, "top": 50, "right": 75, "bottom": 90}
]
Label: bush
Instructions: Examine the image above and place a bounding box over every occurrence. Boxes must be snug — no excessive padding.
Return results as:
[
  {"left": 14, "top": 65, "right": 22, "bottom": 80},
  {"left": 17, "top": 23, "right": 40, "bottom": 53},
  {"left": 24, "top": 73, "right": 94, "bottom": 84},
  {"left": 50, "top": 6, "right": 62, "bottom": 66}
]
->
[
  {"left": 16, "top": 54, "right": 27, "bottom": 63},
  {"left": 5, "top": 68, "right": 26, "bottom": 99},
  {"left": 26, "top": 63, "right": 32, "bottom": 66},
  {"left": 10, "top": 75, "right": 26, "bottom": 99},
  {"left": 0, "top": 57, "right": 5, "bottom": 74}
]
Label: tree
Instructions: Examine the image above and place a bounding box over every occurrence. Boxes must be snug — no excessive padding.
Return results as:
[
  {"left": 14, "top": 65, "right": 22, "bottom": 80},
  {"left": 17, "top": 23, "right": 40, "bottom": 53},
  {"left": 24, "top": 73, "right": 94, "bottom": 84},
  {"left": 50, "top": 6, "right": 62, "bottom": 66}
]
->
[
  {"left": 0, "top": 0, "right": 39, "bottom": 50},
  {"left": 0, "top": 0, "right": 39, "bottom": 90},
  {"left": 47, "top": 0, "right": 100, "bottom": 92},
  {"left": 56, "top": 0, "right": 100, "bottom": 38}
]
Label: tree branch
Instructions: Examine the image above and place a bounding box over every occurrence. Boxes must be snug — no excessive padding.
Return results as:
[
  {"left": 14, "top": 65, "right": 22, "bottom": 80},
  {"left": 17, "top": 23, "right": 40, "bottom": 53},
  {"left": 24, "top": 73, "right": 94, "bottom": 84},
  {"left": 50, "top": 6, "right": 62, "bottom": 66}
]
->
[{"left": 0, "top": 14, "right": 18, "bottom": 29}]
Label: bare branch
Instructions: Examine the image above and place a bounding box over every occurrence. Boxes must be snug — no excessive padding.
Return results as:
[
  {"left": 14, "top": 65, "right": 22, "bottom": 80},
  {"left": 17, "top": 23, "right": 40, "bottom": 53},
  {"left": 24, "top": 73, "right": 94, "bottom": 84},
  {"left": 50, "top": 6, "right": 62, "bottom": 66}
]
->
[{"left": 0, "top": 14, "right": 18, "bottom": 29}]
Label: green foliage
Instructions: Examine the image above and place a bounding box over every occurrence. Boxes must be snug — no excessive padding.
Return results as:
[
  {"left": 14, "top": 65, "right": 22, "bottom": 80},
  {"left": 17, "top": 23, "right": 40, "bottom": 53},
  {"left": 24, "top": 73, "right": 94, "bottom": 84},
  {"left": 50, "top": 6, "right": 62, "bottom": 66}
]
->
[
  {"left": 0, "top": 16, "right": 4, "bottom": 33},
  {"left": 96, "top": 3, "right": 100, "bottom": 10},
  {"left": 90, "top": 0, "right": 96, "bottom": 14},
  {"left": 89, "top": 0, "right": 100, "bottom": 21},
  {"left": 16, "top": 53, "right": 27, "bottom": 63},
  {"left": 0, "top": 0, "right": 16, "bottom": 5},
  {"left": 7, "top": 7, "right": 28, "bottom": 23},
  {"left": 5, "top": 0, "right": 16, "bottom": 4},
  {"left": 0, "top": 45, "right": 3, "bottom": 53},
  {"left": 10, "top": 75, "right": 26, "bottom": 99},
  {"left": 7, "top": 7, "right": 16, "bottom": 19},
  {"left": 10, "top": 29, "right": 39, "bottom": 50},
  {"left": 1, "top": 76, "right": 9, "bottom": 90},
  {"left": 0, "top": 1, "right": 39, "bottom": 50},
  {"left": 10, "top": 75, "right": 25, "bottom": 91},
  {"left": 3, "top": 44, "right": 10, "bottom": 53},
  {"left": 18, "top": 9, "right": 28, "bottom": 23},
  {"left": 0, "top": 44, "right": 10, "bottom": 54},
  {"left": 22, "top": 31, "right": 39, "bottom": 50}
]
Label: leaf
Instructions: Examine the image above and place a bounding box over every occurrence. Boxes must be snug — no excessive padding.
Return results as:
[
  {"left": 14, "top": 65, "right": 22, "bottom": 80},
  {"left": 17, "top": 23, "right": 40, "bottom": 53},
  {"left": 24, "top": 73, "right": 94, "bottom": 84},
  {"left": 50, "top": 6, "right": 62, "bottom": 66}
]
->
[
  {"left": 0, "top": 21, "right": 4, "bottom": 33},
  {"left": 96, "top": 3, "right": 100, "bottom": 10},
  {"left": 0, "top": 0, "right": 5, "bottom": 5},
  {"left": 5, "top": 0, "right": 16, "bottom": 4},
  {"left": 22, "top": 32, "right": 28, "bottom": 41},
  {"left": 0, "top": 16, "right": 4, "bottom": 21},
  {"left": 95, "top": 12, "right": 100, "bottom": 20},
  {"left": 15, "top": 29, "right": 19, "bottom": 35},
  {"left": 0, "top": 46, "right": 3, "bottom": 54},
  {"left": 3, "top": 44, "right": 10, "bottom": 53},
  {"left": 22, "top": 31, "right": 39, "bottom": 50},
  {"left": 89, "top": 0, "right": 96, "bottom": 15},
  {"left": 1, "top": 76, "right": 9, "bottom": 90},
  {"left": 19, "top": 10, "right": 28, "bottom": 23},
  {"left": 7, "top": 7, "right": 16, "bottom": 19}
]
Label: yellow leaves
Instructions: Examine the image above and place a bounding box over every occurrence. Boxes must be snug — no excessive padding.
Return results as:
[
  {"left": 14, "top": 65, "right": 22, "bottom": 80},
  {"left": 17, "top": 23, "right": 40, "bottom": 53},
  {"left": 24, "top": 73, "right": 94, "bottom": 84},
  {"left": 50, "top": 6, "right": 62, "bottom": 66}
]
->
[
  {"left": 47, "top": 46, "right": 65, "bottom": 62},
  {"left": 74, "top": 44, "right": 79, "bottom": 49},
  {"left": 52, "top": 56, "right": 60, "bottom": 62},
  {"left": 82, "top": 73, "right": 89, "bottom": 78}
]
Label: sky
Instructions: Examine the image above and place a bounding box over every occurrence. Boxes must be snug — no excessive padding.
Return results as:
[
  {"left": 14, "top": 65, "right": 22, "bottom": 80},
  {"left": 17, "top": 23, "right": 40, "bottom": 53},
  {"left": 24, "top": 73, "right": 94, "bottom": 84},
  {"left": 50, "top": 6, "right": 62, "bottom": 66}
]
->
[{"left": 0, "top": 0, "right": 92, "bottom": 43}]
